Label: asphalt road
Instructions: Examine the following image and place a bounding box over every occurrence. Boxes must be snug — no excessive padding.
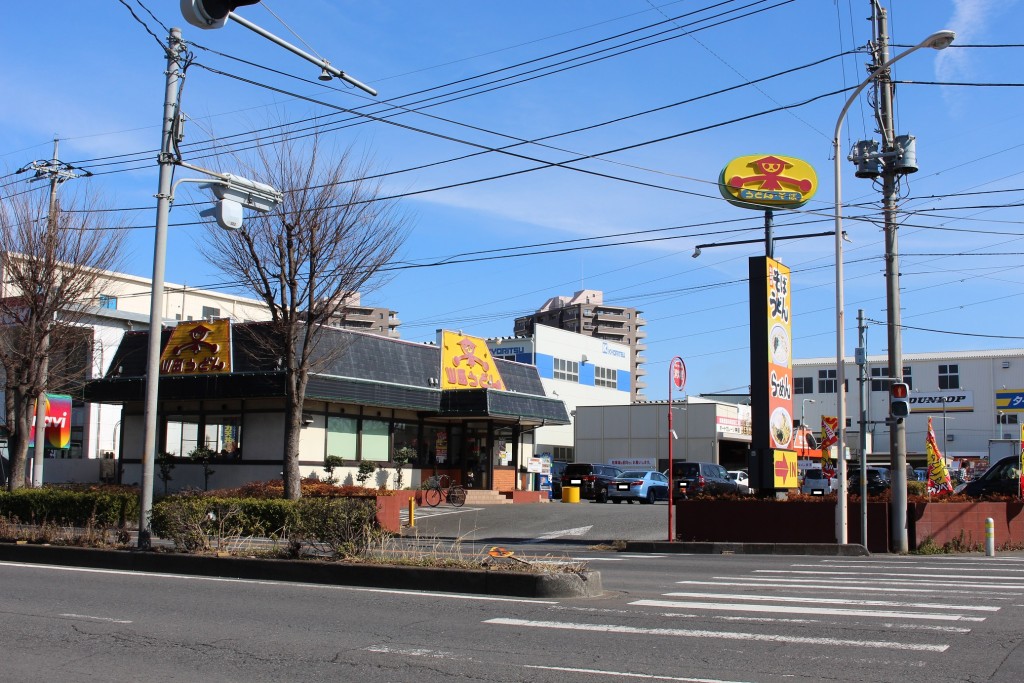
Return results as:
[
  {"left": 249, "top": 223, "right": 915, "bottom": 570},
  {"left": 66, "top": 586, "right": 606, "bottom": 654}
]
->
[
  {"left": 402, "top": 497, "right": 673, "bottom": 550},
  {"left": 2, "top": 546, "right": 1022, "bottom": 681}
]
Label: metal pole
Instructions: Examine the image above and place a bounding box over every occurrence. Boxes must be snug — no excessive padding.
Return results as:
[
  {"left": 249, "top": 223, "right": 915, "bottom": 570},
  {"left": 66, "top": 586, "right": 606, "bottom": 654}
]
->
[
  {"left": 138, "top": 27, "right": 182, "bottom": 549},
  {"left": 858, "top": 309, "right": 868, "bottom": 547},
  {"left": 764, "top": 209, "right": 774, "bottom": 259},
  {"left": 667, "top": 373, "right": 674, "bottom": 542},
  {"left": 32, "top": 138, "right": 60, "bottom": 488}
]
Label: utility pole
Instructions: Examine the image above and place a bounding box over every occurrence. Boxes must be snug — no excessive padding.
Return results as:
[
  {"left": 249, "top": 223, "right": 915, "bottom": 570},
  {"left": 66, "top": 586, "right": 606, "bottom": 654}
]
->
[
  {"left": 856, "top": 309, "right": 868, "bottom": 547},
  {"left": 871, "top": 3, "right": 909, "bottom": 553},
  {"left": 139, "top": 27, "right": 183, "bottom": 549},
  {"left": 25, "top": 137, "right": 84, "bottom": 487}
]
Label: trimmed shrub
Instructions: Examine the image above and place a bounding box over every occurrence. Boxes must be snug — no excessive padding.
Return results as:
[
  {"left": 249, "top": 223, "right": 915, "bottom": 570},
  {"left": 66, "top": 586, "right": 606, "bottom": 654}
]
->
[
  {"left": 290, "top": 497, "right": 382, "bottom": 559},
  {"left": 0, "top": 486, "right": 138, "bottom": 528}
]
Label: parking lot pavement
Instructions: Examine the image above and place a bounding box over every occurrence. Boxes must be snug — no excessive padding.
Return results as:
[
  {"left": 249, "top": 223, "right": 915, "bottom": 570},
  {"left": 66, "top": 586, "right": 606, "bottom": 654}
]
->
[{"left": 401, "top": 497, "right": 672, "bottom": 545}]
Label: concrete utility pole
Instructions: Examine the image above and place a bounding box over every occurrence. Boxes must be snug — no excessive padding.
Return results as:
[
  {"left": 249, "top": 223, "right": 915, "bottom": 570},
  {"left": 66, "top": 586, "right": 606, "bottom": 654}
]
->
[
  {"left": 139, "top": 27, "right": 183, "bottom": 549},
  {"left": 25, "top": 137, "right": 84, "bottom": 486},
  {"left": 871, "top": 4, "right": 909, "bottom": 553}
]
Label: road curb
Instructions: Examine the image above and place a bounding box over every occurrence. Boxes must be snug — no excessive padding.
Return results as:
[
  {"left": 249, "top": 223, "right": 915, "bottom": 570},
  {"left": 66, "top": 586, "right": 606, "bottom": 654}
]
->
[
  {"left": 0, "top": 543, "right": 602, "bottom": 599},
  {"left": 622, "top": 541, "right": 870, "bottom": 556}
]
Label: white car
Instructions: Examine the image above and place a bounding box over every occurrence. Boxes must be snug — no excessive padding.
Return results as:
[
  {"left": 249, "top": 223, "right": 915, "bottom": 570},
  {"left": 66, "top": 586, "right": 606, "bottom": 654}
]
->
[{"left": 727, "top": 470, "right": 753, "bottom": 494}]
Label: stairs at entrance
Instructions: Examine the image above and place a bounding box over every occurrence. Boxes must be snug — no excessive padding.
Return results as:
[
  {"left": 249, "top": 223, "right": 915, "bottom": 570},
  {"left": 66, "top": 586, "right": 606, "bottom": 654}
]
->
[{"left": 462, "top": 489, "right": 512, "bottom": 505}]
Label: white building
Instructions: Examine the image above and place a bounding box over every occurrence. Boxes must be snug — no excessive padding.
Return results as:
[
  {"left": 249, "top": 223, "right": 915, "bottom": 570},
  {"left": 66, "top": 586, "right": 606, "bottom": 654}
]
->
[
  {"left": 0, "top": 261, "right": 273, "bottom": 485},
  {"left": 487, "top": 325, "right": 632, "bottom": 462},
  {"left": 793, "top": 349, "right": 1024, "bottom": 465},
  {"left": 574, "top": 398, "right": 753, "bottom": 471}
]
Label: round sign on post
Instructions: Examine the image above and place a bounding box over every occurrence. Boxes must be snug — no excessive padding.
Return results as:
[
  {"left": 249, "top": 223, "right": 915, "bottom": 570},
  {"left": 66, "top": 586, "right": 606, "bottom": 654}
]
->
[{"left": 671, "top": 358, "right": 687, "bottom": 391}]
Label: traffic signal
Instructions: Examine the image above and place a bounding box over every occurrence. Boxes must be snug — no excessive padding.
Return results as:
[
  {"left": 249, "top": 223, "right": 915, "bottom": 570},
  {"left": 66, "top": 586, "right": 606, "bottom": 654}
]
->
[
  {"left": 180, "top": 0, "right": 261, "bottom": 30},
  {"left": 890, "top": 382, "right": 910, "bottom": 419}
]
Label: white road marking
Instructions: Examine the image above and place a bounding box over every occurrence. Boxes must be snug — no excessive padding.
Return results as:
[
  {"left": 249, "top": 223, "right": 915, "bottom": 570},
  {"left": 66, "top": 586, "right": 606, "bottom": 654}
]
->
[
  {"left": 757, "top": 569, "right": 1024, "bottom": 581},
  {"left": 530, "top": 525, "right": 593, "bottom": 542},
  {"left": 485, "top": 617, "right": 948, "bottom": 652},
  {"left": 620, "top": 554, "right": 669, "bottom": 558},
  {"left": 524, "top": 664, "right": 753, "bottom": 682},
  {"left": 59, "top": 613, "right": 132, "bottom": 624},
  {"left": 570, "top": 557, "right": 626, "bottom": 561},
  {"left": 792, "top": 563, "right": 1024, "bottom": 573},
  {"left": 363, "top": 645, "right": 460, "bottom": 659},
  {"left": 401, "top": 506, "right": 483, "bottom": 520},
  {"left": 0, "top": 561, "right": 557, "bottom": 604},
  {"left": 726, "top": 576, "right": 1024, "bottom": 591},
  {"left": 630, "top": 599, "right": 984, "bottom": 621},
  {"left": 677, "top": 579, "right": 1018, "bottom": 595},
  {"left": 663, "top": 591, "right": 998, "bottom": 611}
]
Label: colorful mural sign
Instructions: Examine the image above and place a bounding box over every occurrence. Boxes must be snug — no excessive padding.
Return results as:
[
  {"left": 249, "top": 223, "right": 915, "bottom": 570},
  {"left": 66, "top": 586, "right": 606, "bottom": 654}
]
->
[
  {"left": 159, "top": 319, "right": 232, "bottom": 375},
  {"left": 29, "top": 393, "right": 72, "bottom": 450},
  {"left": 440, "top": 330, "right": 505, "bottom": 390},
  {"left": 719, "top": 155, "right": 818, "bottom": 210}
]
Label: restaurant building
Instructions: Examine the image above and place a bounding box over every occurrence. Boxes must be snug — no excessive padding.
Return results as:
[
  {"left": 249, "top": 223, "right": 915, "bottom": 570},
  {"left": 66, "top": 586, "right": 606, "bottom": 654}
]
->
[{"left": 84, "top": 322, "right": 569, "bottom": 493}]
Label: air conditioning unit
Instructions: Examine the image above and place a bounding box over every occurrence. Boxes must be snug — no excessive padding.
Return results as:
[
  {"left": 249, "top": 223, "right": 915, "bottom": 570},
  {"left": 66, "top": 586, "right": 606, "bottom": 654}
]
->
[{"left": 1002, "top": 361, "right": 1011, "bottom": 369}]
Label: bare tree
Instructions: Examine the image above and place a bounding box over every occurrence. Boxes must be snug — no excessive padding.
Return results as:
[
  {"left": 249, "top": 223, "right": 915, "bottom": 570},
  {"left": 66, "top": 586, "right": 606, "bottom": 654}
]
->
[
  {"left": 0, "top": 187, "right": 125, "bottom": 490},
  {"left": 198, "top": 133, "right": 408, "bottom": 499}
]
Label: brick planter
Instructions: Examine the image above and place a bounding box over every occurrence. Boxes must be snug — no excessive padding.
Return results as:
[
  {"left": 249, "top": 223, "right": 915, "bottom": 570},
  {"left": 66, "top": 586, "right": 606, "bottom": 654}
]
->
[
  {"left": 676, "top": 499, "right": 1023, "bottom": 552},
  {"left": 909, "top": 501, "right": 1024, "bottom": 549}
]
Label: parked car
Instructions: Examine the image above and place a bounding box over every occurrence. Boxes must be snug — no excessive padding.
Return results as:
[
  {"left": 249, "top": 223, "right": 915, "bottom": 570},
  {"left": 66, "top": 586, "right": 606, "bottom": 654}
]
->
[
  {"left": 848, "top": 468, "right": 891, "bottom": 495},
  {"left": 960, "top": 456, "right": 1021, "bottom": 498},
  {"left": 549, "top": 461, "right": 567, "bottom": 498},
  {"left": 607, "top": 470, "right": 669, "bottom": 504},
  {"left": 800, "top": 468, "right": 838, "bottom": 495},
  {"left": 913, "top": 467, "right": 929, "bottom": 482},
  {"left": 672, "top": 461, "right": 739, "bottom": 500},
  {"left": 561, "top": 463, "right": 623, "bottom": 503},
  {"left": 727, "top": 470, "right": 752, "bottom": 494}
]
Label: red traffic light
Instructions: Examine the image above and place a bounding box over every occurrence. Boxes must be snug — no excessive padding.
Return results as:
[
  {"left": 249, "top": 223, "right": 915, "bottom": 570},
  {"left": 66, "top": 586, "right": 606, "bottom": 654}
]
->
[{"left": 891, "top": 382, "right": 909, "bottom": 399}]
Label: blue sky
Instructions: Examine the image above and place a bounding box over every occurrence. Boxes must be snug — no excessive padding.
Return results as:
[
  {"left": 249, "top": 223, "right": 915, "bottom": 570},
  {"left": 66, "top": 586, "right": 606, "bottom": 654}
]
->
[{"left": 1, "top": 1, "right": 1022, "bottom": 399}]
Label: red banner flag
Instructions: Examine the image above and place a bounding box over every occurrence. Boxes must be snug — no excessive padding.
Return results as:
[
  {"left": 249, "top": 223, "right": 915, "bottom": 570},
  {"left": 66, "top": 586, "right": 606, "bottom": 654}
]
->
[
  {"left": 820, "top": 416, "right": 838, "bottom": 478},
  {"left": 925, "top": 417, "right": 954, "bottom": 495}
]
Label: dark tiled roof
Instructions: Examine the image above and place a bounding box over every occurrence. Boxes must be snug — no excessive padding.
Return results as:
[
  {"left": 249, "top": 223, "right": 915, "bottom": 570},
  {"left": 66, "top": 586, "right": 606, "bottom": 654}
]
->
[{"left": 87, "top": 322, "right": 568, "bottom": 425}]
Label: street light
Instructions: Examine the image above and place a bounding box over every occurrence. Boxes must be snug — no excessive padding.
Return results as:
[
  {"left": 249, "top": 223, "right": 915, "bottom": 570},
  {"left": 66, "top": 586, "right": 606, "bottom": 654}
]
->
[
  {"left": 832, "top": 28, "right": 955, "bottom": 545},
  {"left": 801, "top": 398, "right": 816, "bottom": 460}
]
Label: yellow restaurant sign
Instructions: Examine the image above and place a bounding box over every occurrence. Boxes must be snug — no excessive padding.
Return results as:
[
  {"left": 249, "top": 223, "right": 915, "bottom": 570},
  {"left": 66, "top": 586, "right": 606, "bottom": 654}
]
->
[
  {"left": 159, "top": 319, "right": 232, "bottom": 375},
  {"left": 772, "top": 449, "right": 798, "bottom": 488},
  {"left": 440, "top": 330, "right": 505, "bottom": 391},
  {"left": 719, "top": 154, "right": 818, "bottom": 209}
]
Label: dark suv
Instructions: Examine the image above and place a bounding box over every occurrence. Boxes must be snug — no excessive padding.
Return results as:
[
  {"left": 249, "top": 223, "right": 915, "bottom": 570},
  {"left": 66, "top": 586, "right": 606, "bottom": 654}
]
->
[
  {"left": 561, "top": 463, "right": 623, "bottom": 503},
  {"left": 672, "top": 461, "right": 739, "bottom": 500},
  {"left": 848, "top": 468, "right": 891, "bottom": 495},
  {"left": 961, "top": 456, "right": 1021, "bottom": 497}
]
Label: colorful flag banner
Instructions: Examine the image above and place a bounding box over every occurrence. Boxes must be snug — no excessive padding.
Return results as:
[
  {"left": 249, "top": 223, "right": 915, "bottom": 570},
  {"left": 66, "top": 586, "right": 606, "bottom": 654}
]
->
[
  {"left": 820, "top": 416, "right": 838, "bottom": 477},
  {"left": 925, "top": 417, "right": 954, "bottom": 495}
]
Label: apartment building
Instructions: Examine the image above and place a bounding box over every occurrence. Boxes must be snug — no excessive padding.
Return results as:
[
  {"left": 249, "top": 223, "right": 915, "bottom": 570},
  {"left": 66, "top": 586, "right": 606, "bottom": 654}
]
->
[{"left": 513, "top": 289, "right": 647, "bottom": 401}]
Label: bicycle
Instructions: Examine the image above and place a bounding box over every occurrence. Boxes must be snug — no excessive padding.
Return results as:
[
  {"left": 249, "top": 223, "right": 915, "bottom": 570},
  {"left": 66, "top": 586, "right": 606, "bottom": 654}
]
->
[{"left": 424, "top": 474, "right": 467, "bottom": 508}]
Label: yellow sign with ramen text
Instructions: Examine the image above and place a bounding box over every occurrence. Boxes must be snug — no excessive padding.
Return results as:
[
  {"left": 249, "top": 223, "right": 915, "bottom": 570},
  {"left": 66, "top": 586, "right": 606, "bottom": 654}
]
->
[
  {"left": 720, "top": 154, "right": 818, "bottom": 209},
  {"left": 159, "top": 319, "right": 232, "bottom": 375},
  {"left": 440, "top": 330, "right": 505, "bottom": 391}
]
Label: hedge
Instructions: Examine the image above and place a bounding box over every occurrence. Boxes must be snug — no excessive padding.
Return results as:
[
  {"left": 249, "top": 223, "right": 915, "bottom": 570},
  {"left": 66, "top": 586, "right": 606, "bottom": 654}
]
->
[{"left": 0, "top": 487, "right": 139, "bottom": 528}]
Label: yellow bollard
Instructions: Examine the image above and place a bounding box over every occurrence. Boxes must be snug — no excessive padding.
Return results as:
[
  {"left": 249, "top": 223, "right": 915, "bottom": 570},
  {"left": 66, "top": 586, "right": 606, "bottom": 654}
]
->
[
  {"left": 408, "top": 496, "right": 415, "bottom": 527},
  {"left": 562, "top": 486, "right": 580, "bottom": 503}
]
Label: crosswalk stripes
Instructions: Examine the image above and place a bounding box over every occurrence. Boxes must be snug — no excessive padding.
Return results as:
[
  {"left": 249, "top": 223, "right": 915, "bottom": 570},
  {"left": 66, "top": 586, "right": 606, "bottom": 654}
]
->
[{"left": 484, "top": 555, "right": 1024, "bottom": 664}]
